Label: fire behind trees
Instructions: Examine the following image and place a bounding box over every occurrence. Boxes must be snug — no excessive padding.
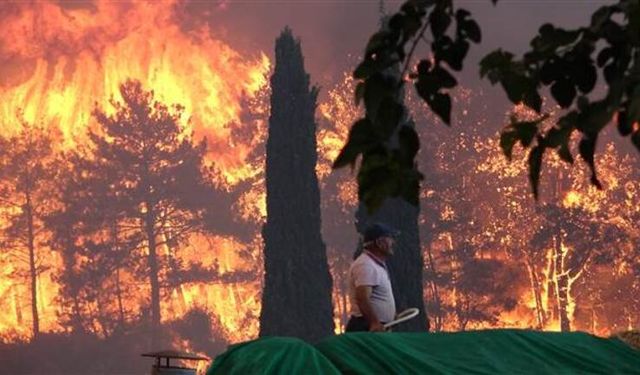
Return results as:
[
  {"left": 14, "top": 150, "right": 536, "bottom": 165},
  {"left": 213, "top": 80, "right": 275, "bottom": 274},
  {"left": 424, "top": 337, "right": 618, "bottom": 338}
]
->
[
  {"left": 0, "top": 121, "right": 61, "bottom": 340},
  {"left": 320, "top": 78, "right": 640, "bottom": 335},
  {"left": 0, "top": 73, "right": 638, "bottom": 373},
  {"left": 48, "top": 80, "right": 224, "bottom": 345}
]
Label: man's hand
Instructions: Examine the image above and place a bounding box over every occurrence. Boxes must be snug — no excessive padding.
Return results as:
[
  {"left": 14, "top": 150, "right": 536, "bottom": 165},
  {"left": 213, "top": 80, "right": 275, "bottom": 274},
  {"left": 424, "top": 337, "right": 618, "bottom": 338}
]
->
[{"left": 369, "top": 321, "right": 385, "bottom": 332}]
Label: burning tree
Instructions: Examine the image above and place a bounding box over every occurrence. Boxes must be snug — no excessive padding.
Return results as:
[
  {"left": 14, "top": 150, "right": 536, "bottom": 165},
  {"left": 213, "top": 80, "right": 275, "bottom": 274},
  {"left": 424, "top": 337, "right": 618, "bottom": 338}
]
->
[
  {"left": 260, "top": 28, "right": 334, "bottom": 342},
  {"left": 51, "top": 80, "right": 219, "bottom": 342},
  {"left": 0, "top": 120, "right": 61, "bottom": 339}
]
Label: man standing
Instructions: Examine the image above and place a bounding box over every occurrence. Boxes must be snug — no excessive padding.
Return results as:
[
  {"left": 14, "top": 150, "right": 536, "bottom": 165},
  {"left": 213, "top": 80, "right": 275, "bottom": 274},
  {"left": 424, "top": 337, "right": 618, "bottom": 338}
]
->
[{"left": 345, "top": 223, "right": 397, "bottom": 332}]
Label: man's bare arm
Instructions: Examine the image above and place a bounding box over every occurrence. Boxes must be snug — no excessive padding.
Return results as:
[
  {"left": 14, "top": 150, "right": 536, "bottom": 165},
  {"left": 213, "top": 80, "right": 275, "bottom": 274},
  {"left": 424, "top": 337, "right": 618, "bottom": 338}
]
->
[{"left": 355, "top": 285, "right": 384, "bottom": 332}]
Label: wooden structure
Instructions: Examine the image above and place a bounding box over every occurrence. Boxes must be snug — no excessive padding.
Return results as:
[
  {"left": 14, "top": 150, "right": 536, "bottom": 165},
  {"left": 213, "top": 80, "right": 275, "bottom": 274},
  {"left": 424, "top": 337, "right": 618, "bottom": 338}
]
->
[{"left": 141, "top": 350, "right": 208, "bottom": 375}]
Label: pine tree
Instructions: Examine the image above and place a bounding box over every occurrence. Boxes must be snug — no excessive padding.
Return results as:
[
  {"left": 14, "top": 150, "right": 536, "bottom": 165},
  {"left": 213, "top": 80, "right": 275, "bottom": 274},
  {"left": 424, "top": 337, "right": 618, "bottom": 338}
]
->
[
  {"left": 260, "top": 28, "right": 334, "bottom": 342},
  {"left": 66, "top": 80, "right": 218, "bottom": 343},
  {"left": 0, "top": 120, "right": 60, "bottom": 340}
]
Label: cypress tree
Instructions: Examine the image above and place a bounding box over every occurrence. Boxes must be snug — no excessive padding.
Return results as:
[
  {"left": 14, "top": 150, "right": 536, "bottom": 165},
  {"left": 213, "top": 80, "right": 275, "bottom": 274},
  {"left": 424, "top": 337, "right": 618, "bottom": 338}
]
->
[{"left": 259, "top": 27, "right": 334, "bottom": 342}]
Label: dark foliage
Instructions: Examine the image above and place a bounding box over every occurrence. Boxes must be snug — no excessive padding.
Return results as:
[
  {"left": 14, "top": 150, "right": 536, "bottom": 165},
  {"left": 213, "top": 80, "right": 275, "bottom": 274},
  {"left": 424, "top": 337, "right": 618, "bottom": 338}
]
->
[{"left": 259, "top": 28, "right": 334, "bottom": 342}]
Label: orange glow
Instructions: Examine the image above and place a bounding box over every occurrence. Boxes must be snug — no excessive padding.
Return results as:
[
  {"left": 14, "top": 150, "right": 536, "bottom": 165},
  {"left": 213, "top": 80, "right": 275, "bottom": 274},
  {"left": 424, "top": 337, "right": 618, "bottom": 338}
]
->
[{"left": 0, "top": 0, "right": 268, "bottom": 345}]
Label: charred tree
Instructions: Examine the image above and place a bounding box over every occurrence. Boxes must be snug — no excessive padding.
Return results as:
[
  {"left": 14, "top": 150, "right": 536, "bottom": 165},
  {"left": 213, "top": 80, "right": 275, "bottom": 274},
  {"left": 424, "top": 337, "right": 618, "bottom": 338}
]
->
[{"left": 260, "top": 28, "right": 334, "bottom": 342}]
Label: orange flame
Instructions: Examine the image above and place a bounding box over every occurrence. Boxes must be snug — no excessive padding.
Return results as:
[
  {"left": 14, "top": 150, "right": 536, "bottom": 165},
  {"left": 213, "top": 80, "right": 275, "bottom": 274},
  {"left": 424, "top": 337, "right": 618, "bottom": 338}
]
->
[{"left": 0, "top": 0, "right": 268, "bottom": 344}]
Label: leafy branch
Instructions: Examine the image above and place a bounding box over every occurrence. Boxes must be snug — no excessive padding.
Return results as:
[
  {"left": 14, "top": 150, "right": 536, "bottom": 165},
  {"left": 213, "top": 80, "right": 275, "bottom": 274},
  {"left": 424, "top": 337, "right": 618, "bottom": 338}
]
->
[
  {"left": 481, "top": 0, "right": 640, "bottom": 197},
  {"left": 334, "top": 0, "right": 640, "bottom": 211},
  {"left": 332, "top": 0, "right": 482, "bottom": 212}
]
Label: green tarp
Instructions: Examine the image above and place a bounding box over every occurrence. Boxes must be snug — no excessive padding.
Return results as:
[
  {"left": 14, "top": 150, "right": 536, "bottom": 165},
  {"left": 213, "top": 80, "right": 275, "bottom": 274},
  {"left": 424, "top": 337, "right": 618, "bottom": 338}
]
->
[
  {"left": 206, "top": 336, "right": 340, "bottom": 374},
  {"left": 207, "top": 329, "right": 640, "bottom": 375}
]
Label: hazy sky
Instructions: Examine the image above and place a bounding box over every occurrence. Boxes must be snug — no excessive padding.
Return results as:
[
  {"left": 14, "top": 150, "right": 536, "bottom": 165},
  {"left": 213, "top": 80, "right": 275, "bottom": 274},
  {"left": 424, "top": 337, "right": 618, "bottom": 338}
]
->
[{"left": 206, "top": 0, "right": 611, "bottom": 90}]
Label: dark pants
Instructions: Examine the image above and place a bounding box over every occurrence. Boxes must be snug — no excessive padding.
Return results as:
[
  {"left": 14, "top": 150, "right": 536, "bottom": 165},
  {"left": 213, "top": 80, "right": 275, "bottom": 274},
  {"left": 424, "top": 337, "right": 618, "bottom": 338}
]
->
[
  {"left": 345, "top": 316, "right": 387, "bottom": 332},
  {"left": 345, "top": 316, "right": 369, "bottom": 332}
]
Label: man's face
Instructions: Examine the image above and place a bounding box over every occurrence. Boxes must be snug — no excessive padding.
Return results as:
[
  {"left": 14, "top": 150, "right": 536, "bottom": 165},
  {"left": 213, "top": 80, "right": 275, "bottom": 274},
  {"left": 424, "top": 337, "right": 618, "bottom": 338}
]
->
[{"left": 378, "top": 236, "right": 395, "bottom": 256}]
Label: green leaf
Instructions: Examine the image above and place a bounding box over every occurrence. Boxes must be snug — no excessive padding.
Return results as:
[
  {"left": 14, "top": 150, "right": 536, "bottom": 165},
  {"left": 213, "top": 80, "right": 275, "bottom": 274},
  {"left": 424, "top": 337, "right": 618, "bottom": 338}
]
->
[
  {"left": 499, "top": 129, "right": 518, "bottom": 160},
  {"left": 578, "top": 135, "right": 602, "bottom": 189},
  {"left": 602, "top": 19, "right": 626, "bottom": 45},
  {"left": 354, "top": 55, "right": 398, "bottom": 80},
  {"left": 551, "top": 78, "right": 576, "bottom": 108},
  {"left": 455, "top": 9, "right": 471, "bottom": 20},
  {"left": 432, "top": 66, "right": 457, "bottom": 88},
  {"left": 591, "top": 6, "right": 613, "bottom": 32},
  {"left": 617, "top": 110, "right": 632, "bottom": 136},
  {"left": 558, "top": 142, "right": 574, "bottom": 164},
  {"left": 463, "top": 20, "right": 481, "bottom": 43},
  {"left": 576, "top": 100, "right": 612, "bottom": 134},
  {"left": 398, "top": 125, "right": 420, "bottom": 165},
  {"left": 596, "top": 47, "right": 614, "bottom": 67},
  {"left": 354, "top": 59, "right": 375, "bottom": 80},
  {"left": 366, "top": 31, "right": 389, "bottom": 54},
  {"left": 516, "top": 121, "right": 539, "bottom": 147},
  {"left": 540, "top": 59, "right": 561, "bottom": 85},
  {"left": 523, "top": 86, "right": 543, "bottom": 113},
  {"left": 332, "top": 119, "right": 375, "bottom": 169},
  {"left": 389, "top": 14, "right": 406, "bottom": 31},
  {"left": 501, "top": 74, "right": 541, "bottom": 112},
  {"left": 447, "top": 39, "right": 470, "bottom": 71},
  {"left": 401, "top": 12, "right": 423, "bottom": 41},
  {"left": 528, "top": 145, "right": 544, "bottom": 199},
  {"left": 479, "top": 49, "right": 514, "bottom": 82},
  {"left": 429, "top": 7, "right": 451, "bottom": 37},
  {"left": 426, "top": 92, "right": 452, "bottom": 125},
  {"left": 547, "top": 115, "right": 575, "bottom": 164},
  {"left": 501, "top": 114, "right": 548, "bottom": 160},
  {"left": 574, "top": 61, "right": 597, "bottom": 93},
  {"left": 530, "top": 24, "right": 581, "bottom": 59}
]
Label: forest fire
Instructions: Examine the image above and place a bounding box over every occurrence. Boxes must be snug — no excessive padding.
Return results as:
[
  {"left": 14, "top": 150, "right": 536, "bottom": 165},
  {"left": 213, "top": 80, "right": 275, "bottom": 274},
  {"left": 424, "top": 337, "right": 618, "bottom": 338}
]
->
[
  {"left": 1, "top": 1, "right": 639, "bottom": 374},
  {"left": 0, "top": 0, "right": 269, "bottom": 345}
]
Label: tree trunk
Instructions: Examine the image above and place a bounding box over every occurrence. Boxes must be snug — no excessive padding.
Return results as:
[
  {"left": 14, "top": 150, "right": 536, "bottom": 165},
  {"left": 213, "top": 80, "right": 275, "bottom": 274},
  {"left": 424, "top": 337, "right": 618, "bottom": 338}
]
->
[
  {"left": 25, "top": 193, "right": 40, "bottom": 340},
  {"left": 163, "top": 229, "right": 188, "bottom": 314},
  {"left": 144, "top": 205, "right": 162, "bottom": 343},
  {"left": 111, "top": 223, "right": 126, "bottom": 329},
  {"left": 425, "top": 243, "right": 443, "bottom": 331},
  {"left": 13, "top": 284, "right": 23, "bottom": 325},
  {"left": 115, "top": 267, "right": 126, "bottom": 329},
  {"left": 524, "top": 254, "right": 545, "bottom": 329},
  {"left": 554, "top": 236, "right": 570, "bottom": 332}
]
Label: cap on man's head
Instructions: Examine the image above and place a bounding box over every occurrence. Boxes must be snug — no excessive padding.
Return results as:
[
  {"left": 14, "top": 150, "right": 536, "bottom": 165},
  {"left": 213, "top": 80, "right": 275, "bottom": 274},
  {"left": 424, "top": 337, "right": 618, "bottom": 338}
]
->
[{"left": 363, "top": 222, "right": 399, "bottom": 243}]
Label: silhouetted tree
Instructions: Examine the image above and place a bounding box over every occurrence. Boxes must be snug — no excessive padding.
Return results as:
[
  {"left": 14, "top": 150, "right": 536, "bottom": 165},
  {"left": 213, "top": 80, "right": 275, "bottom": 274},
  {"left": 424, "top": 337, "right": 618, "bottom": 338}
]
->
[
  {"left": 0, "top": 120, "right": 60, "bottom": 340},
  {"left": 260, "top": 28, "right": 334, "bottom": 342},
  {"left": 65, "top": 80, "right": 218, "bottom": 343}
]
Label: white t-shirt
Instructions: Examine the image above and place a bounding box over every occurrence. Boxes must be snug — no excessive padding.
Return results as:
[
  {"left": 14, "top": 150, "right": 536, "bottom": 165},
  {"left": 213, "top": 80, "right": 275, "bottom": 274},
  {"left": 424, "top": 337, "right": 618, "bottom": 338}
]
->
[{"left": 348, "top": 252, "right": 396, "bottom": 323}]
